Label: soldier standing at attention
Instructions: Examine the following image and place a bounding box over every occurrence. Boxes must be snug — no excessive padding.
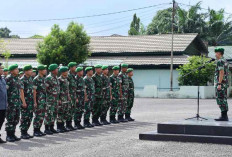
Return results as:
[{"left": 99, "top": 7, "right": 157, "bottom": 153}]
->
[
  {"left": 20, "top": 65, "right": 34, "bottom": 139},
  {"left": 57, "top": 66, "right": 70, "bottom": 133},
  {"left": 92, "top": 64, "right": 103, "bottom": 126},
  {"left": 5, "top": 64, "right": 22, "bottom": 142},
  {"left": 83, "top": 67, "right": 95, "bottom": 128},
  {"left": 118, "top": 64, "right": 129, "bottom": 122},
  {"left": 74, "top": 67, "right": 86, "bottom": 129},
  {"left": 109, "top": 66, "right": 120, "bottom": 124},
  {"left": 67, "top": 62, "right": 78, "bottom": 131},
  {"left": 100, "top": 65, "right": 111, "bottom": 125},
  {"left": 44, "top": 64, "right": 60, "bottom": 135},
  {"left": 0, "top": 63, "right": 7, "bottom": 143},
  {"left": 125, "top": 68, "right": 135, "bottom": 121},
  {"left": 214, "top": 48, "right": 229, "bottom": 121},
  {"left": 2, "top": 68, "right": 9, "bottom": 79},
  {"left": 33, "top": 65, "right": 47, "bottom": 137}
]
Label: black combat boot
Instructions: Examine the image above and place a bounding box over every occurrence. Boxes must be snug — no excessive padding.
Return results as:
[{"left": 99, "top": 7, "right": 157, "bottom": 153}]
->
[
  {"left": 125, "top": 113, "right": 135, "bottom": 122},
  {"left": 39, "top": 127, "right": 46, "bottom": 136},
  {"left": 50, "top": 124, "right": 59, "bottom": 133},
  {"left": 6, "top": 131, "right": 15, "bottom": 142},
  {"left": 101, "top": 115, "right": 111, "bottom": 125},
  {"left": 44, "top": 125, "right": 53, "bottom": 135},
  {"left": 110, "top": 115, "right": 119, "bottom": 124},
  {"left": 92, "top": 118, "right": 100, "bottom": 126},
  {"left": 215, "top": 111, "right": 229, "bottom": 121},
  {"left": 118, "top": 115, "right": 128, "bottom": 123},
  {"left": 34, "top": 128, "right": 42, "bottom": 137},
  {"left": 13, "top": 131, "right": 21, "bottom": 141},
  {"left": 84, "top": 119, "right": 94, "bottom": 128},
  {"left": 57, "top": 122, "right": 65, "bottom": 133},
  {"left": 66, "top": 121, "right": 75, "bottom": 131},
  {"left": 21, "top": 130, "right": 30, "bottom": 139},
  {"left": 75, "top": 121, "right": 85, "bottom": 129}
]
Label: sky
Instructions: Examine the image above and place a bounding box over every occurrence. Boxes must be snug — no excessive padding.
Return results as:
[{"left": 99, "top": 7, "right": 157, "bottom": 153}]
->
[{"left": 0, "top": 0, "right": 232, "bottom": 38}]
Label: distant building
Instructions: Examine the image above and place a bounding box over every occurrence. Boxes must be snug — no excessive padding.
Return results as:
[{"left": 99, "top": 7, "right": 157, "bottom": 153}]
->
[{"left": 1, "top": 33, "right": 208, "bottom": 93}]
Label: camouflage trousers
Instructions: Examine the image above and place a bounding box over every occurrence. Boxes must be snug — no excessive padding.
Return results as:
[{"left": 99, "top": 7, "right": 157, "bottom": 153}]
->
[
  {"left": 20, "top": 102, "right": 34, "bottom": 131},
  {"left": 84, "top": 99, "right": 94, "bottom": 120},
  {"left": 118, "top": 92, "right": 128, "bottom": 116},
  {"left": 44, "top": 101, "right": 58, "bottom": 126},
  {"left": 92, "top": 98, "right": 103, "bottom": 119},
  {"left": 5, "top": 99, "right": 21, "bottom": 131},
  {"left": 74, "top": 93, "right": 85, "bottom": 122},
  {"left": 67, "top": 94, "right": 76, "bottom": 122},
  {"left": 57, "top": 102, "right": 69, "bottom": 123},
  {"left": 216, "top": 87, "right": 228, "bottom": 112},
  {"left": 101, "top": 98, "right": 111, "bottom": 117},
  {"left": 33, "top": 101, "right": 46, "bottom": 129},
  {"left": 110, "top": 97, "right": 119, "bottom": 116}
]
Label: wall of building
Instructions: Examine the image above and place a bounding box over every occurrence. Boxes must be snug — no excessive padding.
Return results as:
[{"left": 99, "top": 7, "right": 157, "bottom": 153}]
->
[{"left": 133, "top": 69, "right": 180, "bottom": 92}]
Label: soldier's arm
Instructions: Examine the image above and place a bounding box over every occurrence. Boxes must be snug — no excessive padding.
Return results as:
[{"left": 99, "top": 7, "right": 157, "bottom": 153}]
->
[
  {"left": 33, "top": 79, "right": 37, "bottom": 108},
  {"left": 20, "top": 89, "right": 27, "bottom": 108},
  {"left": 217, "top": 60, "right": 225, "bottom": 90}
]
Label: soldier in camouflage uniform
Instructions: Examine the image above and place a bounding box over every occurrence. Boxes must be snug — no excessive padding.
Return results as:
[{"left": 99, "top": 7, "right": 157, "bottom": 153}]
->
[
  {"left": 74, "top": 67, "right": 86, "bottom": 129},
  {"left": 57, "top": 66, "right": 71, "bottom": 133},
  {"left": 125, "top": 68, "right": 135, "bottom": 121},
  {"left": 44, "top": 64, "right": 60, "bottom": 135},
  {"left": 67, "top": 62, "right": 78, "bottom": 131},
  {"left": 110, "top": 66, "right": 120, "bottom": 124},
  {"left": 2, "top": 68, "right": 9, "bottom": 79},
  {"left": 84, "top": 67, "right": 95, "bottom": 128},
  {"left": 214, "top": 48, "right": 229, "bottom": 121},
  {"left": 118, "top": 64, "right": 129, "bottom": 122},
  {"left": 100, "top": 65, "right": 111, "bottom": 125},
  {"left": 33, "top": 65, "right": 47, "bottom": 137},
  {"left": 92, "top": 64, "right": 103, "bottom": 126},
  {"left": 5, "top": 64, "right": 22, "bottom": 142},
  {"left": 20, "top": 65, "right": 34, "bottom": 139}
]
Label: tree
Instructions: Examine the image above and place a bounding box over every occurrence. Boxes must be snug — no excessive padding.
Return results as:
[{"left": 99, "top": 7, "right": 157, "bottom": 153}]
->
[
  {"left": 205, "top": 9, "right": 232, "bottom": 46},
  {"left": 30, "top": 34, "right": 44, "bottom": 39},
  {"left": 0, "top": 39, "right": 11, "bottom": 68},
  {"left": 0, "top": 27, "right": 11, "bottom": 38},
  {"left": 37, "top": 22, "right": 91, "bottom": 66},
  {"left": 177, "top": 56, "right": 215, "bottom": 86},
  {"left": 128, "top": 14, "right": 141, "bottom": 35}
]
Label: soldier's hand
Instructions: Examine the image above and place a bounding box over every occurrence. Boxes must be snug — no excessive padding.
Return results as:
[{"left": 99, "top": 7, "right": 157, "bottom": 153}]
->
[
  {"left": 76, "top": 98, "right": 79, "bottom": 103},
  {"left": 85, "top": 97, "right": 88, "bottom": 102},
  {"left": 217, "top": 85, "right": 222, "bottom": 90},
  {"left": 34, "top": 102, "right": 37, "bottom": 109},
  {"left": 110, "top": 95, "right": 113, "bottom": 100},
  {"left": 22, "top": 103, "right": 27, "bottom": 108}
]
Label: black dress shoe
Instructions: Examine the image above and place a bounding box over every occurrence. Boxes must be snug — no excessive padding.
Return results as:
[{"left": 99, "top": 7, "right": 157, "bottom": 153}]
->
[{"left": 0, "top": 138, "right": 7, "bottom": 143}]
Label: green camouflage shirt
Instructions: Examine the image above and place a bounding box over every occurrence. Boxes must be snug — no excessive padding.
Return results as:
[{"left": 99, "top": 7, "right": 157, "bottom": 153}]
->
[
  {"left": 68, "top": 71, "right": 77, "bottom": 97},
  {"left": 214, "top": 57, "right": 229, "bottom": 88},
  {"left": 76, "top": 75, "right": 85, "bottom": 97},
  {"left": 33, "top": 75, "right": 46, "bottom": 103},
  {"left": 128, "top": 77, "right": 134, "bottom": 97},
  {"left": 6, "top": 74, "right": 23, "bottom": 100},
  {"left": 58, "top": 76, "right": 69, "bottom": 102},
  {"left": 110, "top": 74, "right": 120, "bottom": 99},
  {"left": 21, "top": 75, "right": 34, "bottom": 104},
  {"left": 102, "top": 74, "right": 111, "bottom": 100},
  {"left": 92, "top": 73, "right": 103, "bottom": 98},
  {"left": 45, "top": 73, "right": 60, "bottom": 102},
  {"left": 84, "top": 76, "right": 95, "bottom": 100},
  {"left": 118, "top": 71, "right": 129, "bottom": 92}
]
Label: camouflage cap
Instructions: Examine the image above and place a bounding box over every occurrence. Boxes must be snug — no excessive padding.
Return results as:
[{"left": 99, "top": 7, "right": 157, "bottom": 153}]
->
[
  {"left": 85, "top": 67, "right": 93, "bottom": 72},
  {"left": 94, "top": 64, "right": 102, "bottom": 68},
  {"left": 59, "top": 66, "right": 69, "bottom": 73},
  {"left": 121, "top": 63, "right": 128, "bottom": 68},
  {"left": 9, "top": 64, "right": 18, "bottom": 71},
  {"left": 126, "top": 68, "right": 133, "bottom": 73},
  {"left": 75, "top": 67, "right": 83, "bottom": 72},
  {"left": 23, "top": 65, "right": 33, "bottom": 71},
  {"left": 37, "top": 65, "right": 47, "bottom": 71},
  {"left": 68, "top": 62, "right": 77, "bottom": 68},
  {"left": 112, "top": 66, "right": 120, "bottom": 70},
  {"left": 48, "top": 64, "right": 58, "bottom": 71},
  {"left": 3, "top": 68, "right": 9, "bottom": 72},
  {"left": 102, "top": 65, "right": 108, "bottom": 70}
]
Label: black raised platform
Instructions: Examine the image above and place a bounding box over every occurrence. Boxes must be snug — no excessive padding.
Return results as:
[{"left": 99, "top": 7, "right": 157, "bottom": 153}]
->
[{"left": 139, "top": 119, "right": 232, "bottom": 145}]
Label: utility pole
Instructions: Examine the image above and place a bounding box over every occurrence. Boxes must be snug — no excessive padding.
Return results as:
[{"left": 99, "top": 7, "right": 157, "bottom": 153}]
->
[{"left": 170, "top": 0, "right": 177, "bottom": 91}]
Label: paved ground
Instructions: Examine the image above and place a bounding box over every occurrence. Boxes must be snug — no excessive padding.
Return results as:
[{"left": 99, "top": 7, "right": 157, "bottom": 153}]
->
[{"left": 1, "top": 98, "right": 232, "bottom": 157}]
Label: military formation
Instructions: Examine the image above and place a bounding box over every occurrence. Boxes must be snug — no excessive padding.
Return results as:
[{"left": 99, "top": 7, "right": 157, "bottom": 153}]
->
[{"left": 0, "top": 62, "right": 135, "bottom": 143}]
